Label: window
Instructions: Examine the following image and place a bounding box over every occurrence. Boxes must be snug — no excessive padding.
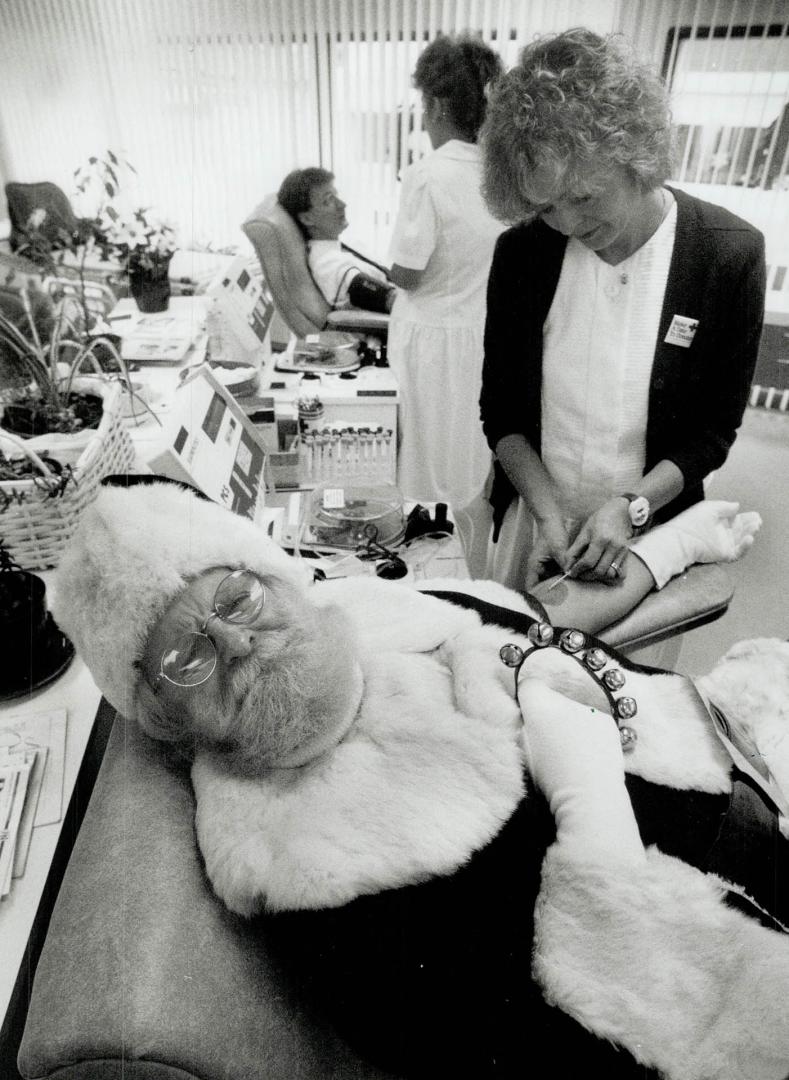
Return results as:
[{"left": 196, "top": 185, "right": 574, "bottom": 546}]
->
[{"left": 665, "top": 22, "right": 789, "bottom": 191}]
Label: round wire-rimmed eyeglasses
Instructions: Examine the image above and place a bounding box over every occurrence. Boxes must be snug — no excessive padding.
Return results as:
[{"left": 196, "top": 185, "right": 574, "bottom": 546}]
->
[{"left": 155, "top": 569, "right": 267, "bottom": 688}]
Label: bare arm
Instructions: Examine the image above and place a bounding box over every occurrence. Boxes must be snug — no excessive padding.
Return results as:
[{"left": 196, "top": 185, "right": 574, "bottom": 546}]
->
[
  {"left": 495, "top": 433, "right": 572, "bottom": 585},
  {"left": 532, "top": 555, "right": 656, "bottom": 634}
]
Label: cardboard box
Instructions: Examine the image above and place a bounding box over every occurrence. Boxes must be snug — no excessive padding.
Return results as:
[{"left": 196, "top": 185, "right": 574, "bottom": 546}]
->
[
  {"left": 146, "top": 364, "right": 268, "bottom": 522},
  {"left": 206, "top": 256, "right": 275, "bottom": 371}
]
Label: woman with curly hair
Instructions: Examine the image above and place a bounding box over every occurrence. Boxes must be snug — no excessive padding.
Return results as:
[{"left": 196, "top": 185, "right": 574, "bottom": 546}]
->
[
  {"left": 479, "top": 28, "right": 766, "bottom": 596},
  {"left": 388, "top": 33, "right": 504, "bottom": 575}
]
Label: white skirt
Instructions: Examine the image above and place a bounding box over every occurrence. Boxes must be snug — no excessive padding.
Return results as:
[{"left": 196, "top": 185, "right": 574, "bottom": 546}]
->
[
  {"left": 485, "top": 496, "right": 536, "bottom": 591},
  {"left": 387, "top": 317, "right": 492, "bottom": 508}
]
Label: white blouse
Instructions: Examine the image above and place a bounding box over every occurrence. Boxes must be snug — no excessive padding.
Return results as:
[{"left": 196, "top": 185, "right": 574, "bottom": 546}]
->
[
  {"left": 540, "top": 197, "right": 678, "bottom": 524},
  {"left": 388, "top": 140, "right": 503, "bottom": 327}
]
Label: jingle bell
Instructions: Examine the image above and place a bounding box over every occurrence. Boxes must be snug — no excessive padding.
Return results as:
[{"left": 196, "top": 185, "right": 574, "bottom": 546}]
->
[
  {"left": 603, "top": 668, "right": 626, "bottom": 691},
  {"left": 615, "top": 696, "right": 638, "bottom": 720},
  {"left": 619, "top": 725, "right": 638, "bottom": 750},
  {"left": 527, "top": 622, "right": 554, "bottom": 647},
  {"left": 559, "top": 629, "right": 586, "bottom": 653},
  {"left": 499, "top": 643, "right": 525, "bottom": 668},
  {"left": 584, "top": 648, "right": 607, "bottom": 671}
]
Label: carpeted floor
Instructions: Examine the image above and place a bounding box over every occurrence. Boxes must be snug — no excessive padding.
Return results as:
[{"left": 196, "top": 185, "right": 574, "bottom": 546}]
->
[{"left": 677, "top": 406, "right": 789, "bottom": 677}]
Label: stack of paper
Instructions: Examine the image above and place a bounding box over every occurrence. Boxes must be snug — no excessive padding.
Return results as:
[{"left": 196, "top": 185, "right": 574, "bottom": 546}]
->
[
  {"left": 121, "top": 313, "right": 200, "bottom": 364},
  {"left": 0, "top": 709, "right": 66, "bottom": 898}
]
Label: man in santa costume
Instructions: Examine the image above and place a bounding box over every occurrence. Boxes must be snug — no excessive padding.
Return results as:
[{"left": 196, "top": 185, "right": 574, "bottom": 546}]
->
[{"left": 54, "top": 478, "right": 788, "bottom": 1079}]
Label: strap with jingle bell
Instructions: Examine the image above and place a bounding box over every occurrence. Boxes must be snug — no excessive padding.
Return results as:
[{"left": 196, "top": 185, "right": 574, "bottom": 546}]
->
[{"left": 499, "top": 621, "right": 638, "bottom": 751}]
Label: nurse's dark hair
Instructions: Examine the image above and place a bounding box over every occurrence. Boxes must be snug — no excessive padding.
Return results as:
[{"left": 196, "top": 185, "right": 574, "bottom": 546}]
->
[{"left": 414, "top": 33, "right": 503, "bottom": 141}]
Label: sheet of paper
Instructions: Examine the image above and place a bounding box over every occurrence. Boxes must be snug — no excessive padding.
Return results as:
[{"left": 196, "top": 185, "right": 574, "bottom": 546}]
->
[
  {"left": 12, "top": 746, "right": 48, "bottom": 878},
  {"left": 0, "top": 709, "right": 67, "bottom": 826},
  {"left": 0, "top": 759, "right": 31, "bottom": 897}
]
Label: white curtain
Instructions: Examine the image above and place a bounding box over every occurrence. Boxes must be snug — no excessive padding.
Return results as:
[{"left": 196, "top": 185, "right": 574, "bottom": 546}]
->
[
  {"left": 0, "top": 0, "right": 617, "bottom": 255},
  {"left": 0, "top": 0, "right": 785, "bottom": 260},
  {"left": 0, "top": 0, "right": 323, "bottom": 250},
  {"left": 322, "top": 0, "right": 618, "bottom": 258}
]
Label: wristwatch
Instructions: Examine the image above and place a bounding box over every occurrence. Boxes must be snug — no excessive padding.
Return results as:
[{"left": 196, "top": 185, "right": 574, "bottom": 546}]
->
[{"left": 620, "top": 492, "right": 650, "bottom": 530}]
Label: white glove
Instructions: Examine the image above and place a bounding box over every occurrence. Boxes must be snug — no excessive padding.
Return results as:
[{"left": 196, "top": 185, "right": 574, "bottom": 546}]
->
[
  {"left": 518, "top": 676, "right": 646, "bottom": 866},
  {"left": 630, "top": 500, "right": 761, "bottom": 590}
]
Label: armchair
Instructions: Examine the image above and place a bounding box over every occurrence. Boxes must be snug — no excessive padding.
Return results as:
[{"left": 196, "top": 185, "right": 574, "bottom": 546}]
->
[
  {"left": 242, "top": 195, "right": 390, "bottom": 340},
  {"left": 4, "top": 182, "right": 125, "bottom": 300},
  {"left": 5, "top": 182, "right": 94, "bottom": 254}
]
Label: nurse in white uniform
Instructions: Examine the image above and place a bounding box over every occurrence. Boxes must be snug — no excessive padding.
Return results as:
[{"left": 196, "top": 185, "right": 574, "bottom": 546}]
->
[{"left": 388, "top": 33, "right": 504, "bottom": 576}]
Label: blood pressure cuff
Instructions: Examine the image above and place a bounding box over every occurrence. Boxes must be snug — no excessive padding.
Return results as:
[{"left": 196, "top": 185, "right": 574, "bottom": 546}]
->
[{"left": 347, "top": 272, "right": 393, "bottom": 314}]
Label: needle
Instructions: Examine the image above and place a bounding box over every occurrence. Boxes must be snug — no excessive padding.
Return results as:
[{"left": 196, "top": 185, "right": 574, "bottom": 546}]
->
[{"left": 545, "top": 564, "right": 578, "bottom": 591}]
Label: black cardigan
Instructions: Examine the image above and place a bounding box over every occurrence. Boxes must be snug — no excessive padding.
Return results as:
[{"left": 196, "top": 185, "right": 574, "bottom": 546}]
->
[{"left": 479, "top": 187, "right": 766, "bottom": 539}]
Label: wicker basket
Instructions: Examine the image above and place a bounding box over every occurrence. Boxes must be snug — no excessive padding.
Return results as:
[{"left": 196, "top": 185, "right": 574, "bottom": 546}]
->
[{"left": 0, "top": 379, "right": 135, "bottom": 570}]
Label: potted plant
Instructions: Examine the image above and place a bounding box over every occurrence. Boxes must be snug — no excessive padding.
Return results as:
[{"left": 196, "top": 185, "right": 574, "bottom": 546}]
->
[
  {"left": 102, "top": 207, "right": 177, "bottom": 313},
  {"left": 0, "top": 217, "right": 161, "bottom": 455},
  {"left": 0, "top": 536, "right": 47, "bottom": 658},
  {"left": 0, "top": 535, "right": 74, "bottom": 696},
  {"left": 16, "top": 151, "right": 178, "bottom": 315},
  {"left": 73, "top": 151, "right": 177, "bottom": 313},
  {"left": 0, "top": 439, "right": 71, "bottom": 490},
  {"left": 0, "top": 282, "right": 145, "bottom": 462}
]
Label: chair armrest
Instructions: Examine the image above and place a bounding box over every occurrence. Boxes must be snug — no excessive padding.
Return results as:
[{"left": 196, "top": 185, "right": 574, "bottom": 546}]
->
[
  {"left": 598, "top": 562, "right": 733, "bottom": 653},
  {"left": 19, "top": 712, "right": 392, "bottom": 1080},
  {"left": 327, "top": 308, "right": 390, "bottom": 334},
  {"left": 47, "top": 275, "right": 118, "bottom": 318}
]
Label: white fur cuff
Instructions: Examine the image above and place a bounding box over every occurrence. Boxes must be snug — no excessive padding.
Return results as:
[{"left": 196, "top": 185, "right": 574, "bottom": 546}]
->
[{"left": 534, "top": 841, "right": 789, "bottom": 1079}]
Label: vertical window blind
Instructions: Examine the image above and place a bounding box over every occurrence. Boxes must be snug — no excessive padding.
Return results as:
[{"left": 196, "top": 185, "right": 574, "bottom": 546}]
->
[
  {"left": 0, "top": 0, "right": 324, "bottom": 249},
  {"left": 0, "top": 0, "right": 786, "bottom": 264}
]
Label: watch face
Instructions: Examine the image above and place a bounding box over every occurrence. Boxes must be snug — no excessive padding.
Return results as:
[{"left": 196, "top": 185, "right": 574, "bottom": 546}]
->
[{"left": 629, "top": 497, "right": 650, "bottom": 528}]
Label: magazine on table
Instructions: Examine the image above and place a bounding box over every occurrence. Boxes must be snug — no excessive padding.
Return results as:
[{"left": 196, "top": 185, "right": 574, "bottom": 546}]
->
[
  {"left": 0, "top": 709, "right": 67, "bottom": 897},
  {"left": 0, "top": 752, "right": 33, "bottom": 897}
]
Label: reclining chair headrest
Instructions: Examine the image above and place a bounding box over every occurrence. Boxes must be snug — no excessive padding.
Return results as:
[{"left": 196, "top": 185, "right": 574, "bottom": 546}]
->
[
  {"left": 5, "top": 180, "right": 95, "bottom": 254},
  {"left": 242, "top": 194, "right": 330, "bottom": 338}
]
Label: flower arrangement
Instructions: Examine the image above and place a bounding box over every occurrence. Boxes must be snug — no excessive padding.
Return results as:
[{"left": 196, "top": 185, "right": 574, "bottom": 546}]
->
[
  {"left": 0, "top": 151, "right": 172, "bottom": 436},
  {"left": 97, "top": 205, "right": 177, "bottom": 274},
  {"left": 75, "top": 151, "right": 177, "bottom": 273}
]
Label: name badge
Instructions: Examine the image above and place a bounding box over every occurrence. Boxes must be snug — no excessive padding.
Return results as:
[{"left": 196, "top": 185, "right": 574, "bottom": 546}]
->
[{"left": 664, "top": 314, "right": 699, "bottom": 348}]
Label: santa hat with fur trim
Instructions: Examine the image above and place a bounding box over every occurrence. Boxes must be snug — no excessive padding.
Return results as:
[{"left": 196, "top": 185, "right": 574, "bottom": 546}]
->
[{"left": 51, "top": 481, "right": 310, "bottom": 723}]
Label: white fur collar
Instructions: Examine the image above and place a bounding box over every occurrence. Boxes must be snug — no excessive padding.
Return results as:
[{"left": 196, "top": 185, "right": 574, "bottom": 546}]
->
[{"left": 193, "top": 642, "right": 525, "bottom": 915}]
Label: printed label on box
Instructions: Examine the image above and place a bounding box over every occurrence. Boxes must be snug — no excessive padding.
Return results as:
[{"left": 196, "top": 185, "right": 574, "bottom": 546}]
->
[{"left": 146, "top": 364, "right": 268, "bottom": 521}]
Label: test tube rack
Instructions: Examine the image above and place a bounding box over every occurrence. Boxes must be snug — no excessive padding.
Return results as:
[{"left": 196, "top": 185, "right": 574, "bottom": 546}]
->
[{"left": 298, "top": 423, "right": 396, "bottom": 485}]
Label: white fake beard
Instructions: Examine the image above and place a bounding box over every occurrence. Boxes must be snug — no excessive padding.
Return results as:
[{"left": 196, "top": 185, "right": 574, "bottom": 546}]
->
[{"left": 218, "top": 601, "right": 360, "bottom": 773}]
